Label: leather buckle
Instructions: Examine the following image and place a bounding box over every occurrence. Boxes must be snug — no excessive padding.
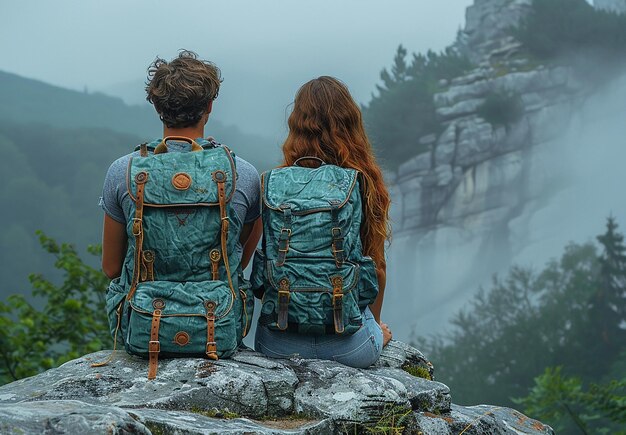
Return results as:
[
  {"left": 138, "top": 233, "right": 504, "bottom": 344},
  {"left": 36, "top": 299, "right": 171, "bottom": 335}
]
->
[
  {"left": 221, "top": 216, "right": 230, "bottom": 232},
  {"left": 148, "top": 341, "right": 160, "bottom": 353},
  {"left": 333, "top": 293, "right": 343, "bottom": 307},
  {"left": 132, "top": 218, "right": 142, "bottom": 236},
  {"left": 278, "top": 239, "right": 290, "bottom": 253},
  {"left": 278, "top": 289, "right": 290, "bottom": 302},
  {"left": 331, "top": 227, "right": 341, "bottom": 237},
  {"left": 332, "top": 243, "right": 344, "bottom": 254}
]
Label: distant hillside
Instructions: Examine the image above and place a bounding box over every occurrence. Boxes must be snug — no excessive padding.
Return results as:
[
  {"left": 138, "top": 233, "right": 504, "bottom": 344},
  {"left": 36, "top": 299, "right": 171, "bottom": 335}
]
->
[
  {"left": 0, "top": 120, "right": 141, "bottom": 298},
  {"left": 0, "top": 71, "right": 280, "bottom": 299},
  {"left": 0, "top": 71, "right": 280, "bottom": 171}
]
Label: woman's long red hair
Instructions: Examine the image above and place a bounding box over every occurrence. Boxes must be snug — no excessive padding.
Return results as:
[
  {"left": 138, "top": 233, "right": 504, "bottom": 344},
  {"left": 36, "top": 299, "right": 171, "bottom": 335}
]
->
[{"left": 282, "top": 76, "right": 391, "bottom": 269}]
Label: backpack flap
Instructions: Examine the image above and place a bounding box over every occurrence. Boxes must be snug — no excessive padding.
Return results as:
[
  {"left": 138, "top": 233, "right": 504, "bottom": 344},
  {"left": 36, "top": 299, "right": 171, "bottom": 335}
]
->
[
  {"left": 263, "top": 165, "right": 359, "bottom": 213},
  {"left": 127, "top": 147, "right": 236, "bottom": 206}
]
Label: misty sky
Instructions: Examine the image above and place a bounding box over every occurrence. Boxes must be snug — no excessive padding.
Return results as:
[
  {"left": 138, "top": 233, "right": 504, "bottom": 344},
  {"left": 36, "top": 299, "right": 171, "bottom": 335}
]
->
[{"left": 0, "top": 0, "right": 473, "bottom": 138}]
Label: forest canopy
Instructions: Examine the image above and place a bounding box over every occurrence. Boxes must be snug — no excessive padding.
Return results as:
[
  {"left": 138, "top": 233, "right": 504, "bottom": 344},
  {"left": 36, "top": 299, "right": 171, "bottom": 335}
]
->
[
  {"left": 362, "top": 46, "right": 472, "bottom": 169},
  {"left": 416, "top": 217, "right": 626, "bottom": 433},
  {"left": 515, "top": 0, "right": 626, "bottom": 61}
]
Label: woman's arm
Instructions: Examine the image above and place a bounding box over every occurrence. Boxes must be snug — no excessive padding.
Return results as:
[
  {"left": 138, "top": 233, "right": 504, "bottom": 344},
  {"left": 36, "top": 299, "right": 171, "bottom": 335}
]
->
[
  {"left": 369, "top": 264, "right": 386, "bottom": 324},
  {"left": 240, "top": 217, "right": 263, "bottom": 270},
  {"left": 102, "top": 214, "right": 127, "bottom": 279}
]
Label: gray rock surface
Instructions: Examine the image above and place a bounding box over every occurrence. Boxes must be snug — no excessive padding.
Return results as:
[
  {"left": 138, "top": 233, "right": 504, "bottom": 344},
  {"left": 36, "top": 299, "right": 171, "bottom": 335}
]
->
[
  {"left": 460, "top": 0, "right": 532, "bottom": 64},
  {"left": 0, "top": 341, "right": 551, "bottom": 434},
  {"left": 416, "top": 404, "right": 553, "bottom": 435}
]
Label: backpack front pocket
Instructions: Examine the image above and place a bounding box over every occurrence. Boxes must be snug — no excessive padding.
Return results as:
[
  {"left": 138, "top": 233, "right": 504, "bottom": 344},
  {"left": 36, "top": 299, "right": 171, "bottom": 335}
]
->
[
  {"left": 262, "top": 258, "right": 362, "bottom": 335},
  {"left": 126, "top": 280, "right": 237, "bottom": 358}
]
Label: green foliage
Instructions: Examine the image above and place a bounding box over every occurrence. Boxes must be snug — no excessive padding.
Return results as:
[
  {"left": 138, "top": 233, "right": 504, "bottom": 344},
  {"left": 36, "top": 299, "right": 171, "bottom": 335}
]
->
[
  {"left": 0, "top": 122, "right": 138, "bottom": 296},
  {"left": 0, "top": 232, "right": 109, "bottom": 385},
  {"left": 591, "top": 216, "right": 626, "bottom": 363},
  {"left": 363, "top": 45, "right": 472, "bottom": 169},
  {"left": 515, "top": 367, "right": 626, "bottom": 434},
  {"left": 477, "top": 91, "right": 524, "bottom": 127},
  {"left": 402, "top": 364, "right": 433, "bottom": 381},
  {"left": 364, "top": 404, "right": 413, "bottom": 435},
  {"left": 191, "top": 407, "right": 241, "bottom": 419},
  {"left": 416, "top": 217, "right": 626, "bottom": 417},
  {"left": 339, "top": 403, "right": 413, "bottom": 435},
  {"left": 516, "top": 0, "right": 626, "bottom": 61}
]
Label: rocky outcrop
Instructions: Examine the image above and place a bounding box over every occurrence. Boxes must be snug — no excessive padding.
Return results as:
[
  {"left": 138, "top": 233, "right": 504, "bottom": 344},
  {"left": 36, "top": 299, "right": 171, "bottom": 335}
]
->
[
  {"left": 458, "top": 0, "right": 531, "bottom": 64},
  {"left": 0, "top": 342, "right": 552, "bottom": 434},
  {"left": 386, "top": 60, "right": 590, "bottom": 339},
  {"left": 392, "top": 65, "right": 583, "bottom": 236},
  {"left": 384, "top": 0, "right": 626, "bottom": 341}
]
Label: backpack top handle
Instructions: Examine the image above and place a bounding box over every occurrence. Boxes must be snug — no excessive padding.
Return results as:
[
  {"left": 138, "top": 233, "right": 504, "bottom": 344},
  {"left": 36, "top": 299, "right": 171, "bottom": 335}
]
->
[
  {"left": 293, "top": 156, "right": 326, "bottom": 167},
  {"left": 154, "top": 136, "right": 204, "bottom": 154}
]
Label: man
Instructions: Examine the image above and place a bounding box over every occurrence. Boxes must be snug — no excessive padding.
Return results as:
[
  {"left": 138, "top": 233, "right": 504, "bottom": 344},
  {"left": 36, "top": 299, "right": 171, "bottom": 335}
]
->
[{"left": 100, "top": 50, "right": 261, "bottom": 279}]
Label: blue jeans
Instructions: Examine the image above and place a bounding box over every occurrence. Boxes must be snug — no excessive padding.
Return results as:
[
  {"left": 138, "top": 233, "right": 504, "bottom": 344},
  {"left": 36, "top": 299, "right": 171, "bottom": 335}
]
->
[{"left": 254, "top": 307, "right": 383, "bottom": 369}]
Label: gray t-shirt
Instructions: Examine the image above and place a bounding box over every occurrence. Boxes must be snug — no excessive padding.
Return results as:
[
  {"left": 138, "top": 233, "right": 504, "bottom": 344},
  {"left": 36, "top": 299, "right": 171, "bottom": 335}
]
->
[{"left": 100, "top": 139, "right": 261, "bottom": 235}]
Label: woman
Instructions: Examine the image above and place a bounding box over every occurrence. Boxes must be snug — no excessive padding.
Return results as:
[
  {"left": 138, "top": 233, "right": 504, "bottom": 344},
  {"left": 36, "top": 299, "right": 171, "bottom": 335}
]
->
[{"left": 253, "top": 76, "right": 392, "bottom": 368}]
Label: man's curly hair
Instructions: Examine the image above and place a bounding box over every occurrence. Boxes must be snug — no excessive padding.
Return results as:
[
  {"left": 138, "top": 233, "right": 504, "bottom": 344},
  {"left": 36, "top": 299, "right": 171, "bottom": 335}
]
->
[{"left": 146, "top": 50, "right": 222, "bottom": 129}]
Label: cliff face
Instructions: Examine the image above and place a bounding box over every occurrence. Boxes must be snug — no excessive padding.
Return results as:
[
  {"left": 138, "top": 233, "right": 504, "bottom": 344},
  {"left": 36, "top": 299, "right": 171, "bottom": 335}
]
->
[
  {"left": 0, "top": 342, "right": 552, "bottom": 434},
  {"left": 384, "top": 0, "right": 626, "bottom": 340},
  {"left": 459, "top": 0, "right": 532, "bottom": 64}
]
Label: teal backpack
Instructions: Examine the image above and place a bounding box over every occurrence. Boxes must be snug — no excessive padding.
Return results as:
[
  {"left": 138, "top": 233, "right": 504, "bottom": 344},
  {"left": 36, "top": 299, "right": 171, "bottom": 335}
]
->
[
  {"left": 97, "top": 137, "right": 253, "bottom": 379},
  {"left": 250, "top": 157, "right": 379, "bottom": 335}
]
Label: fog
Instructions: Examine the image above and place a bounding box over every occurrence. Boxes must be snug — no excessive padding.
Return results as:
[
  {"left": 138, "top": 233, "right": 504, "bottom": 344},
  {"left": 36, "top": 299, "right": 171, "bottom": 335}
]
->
[
  {"left": 3, "top": 0, "right": 625, "bottom": 346},
  {"left": 385, "top": 69, "right": 626, "bottom": 342},
  {"left": 0, "top": 0, "right": 472, "bottom": 139}
]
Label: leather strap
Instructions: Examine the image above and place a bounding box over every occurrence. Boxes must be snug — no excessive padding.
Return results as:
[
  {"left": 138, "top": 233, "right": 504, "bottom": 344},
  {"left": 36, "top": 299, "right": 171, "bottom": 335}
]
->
[
  {"left": 139, "top": 142, "right": 148, "bottom": 157},
  {"left": 154, "top": 136, "right": 203, "bottom": 154},
  {"left": 332, "top": 276, "right": 345, "bottom": 334},
  {"left": 91, "top": 302, "right": 123, "bottom": 368},
  {"left": 213, "top": 171, "right": 237, "bottom": 300},
  {"left": 205, "top": 301, "right": 218, "bottom": 360},
  {"left": 147, "top": 308, "right": 162, "bottom": 380},
  {"left": 277, "top": 278, "right": 290, "bottom": 330},
  {"left": 276, "top": 205, "right": 292, "bottom": 267},
  {"left": 126, "top": 171, "right": 148, "bottom": 301},
  {"left": 330, "top": 203, "right": 345, "bottom": 267},
  {"left": 240, "top": 289, "right": 250, "bottom": 338},
  {"left": 142, "top": 250, "right": 155, "bottom": 281},
  {"left": 209, "top": 249, "right": 221, "bottom": 281}
]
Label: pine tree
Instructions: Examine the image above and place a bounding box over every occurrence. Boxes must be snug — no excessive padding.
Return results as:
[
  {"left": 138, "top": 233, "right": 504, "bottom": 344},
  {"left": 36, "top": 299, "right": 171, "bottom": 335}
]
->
[{"left": 588, "top": 216, "right": 626, "bottom": 375}]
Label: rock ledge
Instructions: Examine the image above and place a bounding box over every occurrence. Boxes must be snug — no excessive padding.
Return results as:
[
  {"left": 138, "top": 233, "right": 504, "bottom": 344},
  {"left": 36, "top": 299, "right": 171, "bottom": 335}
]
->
[{"left": 0, "top": 341, "right": 552, "bottom": 434}]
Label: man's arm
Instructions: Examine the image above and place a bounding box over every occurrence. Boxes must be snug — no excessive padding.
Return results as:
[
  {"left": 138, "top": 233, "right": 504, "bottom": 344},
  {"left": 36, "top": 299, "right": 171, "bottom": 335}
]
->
[
  {"left": 102, "top": 214, "right": 127, "bottom": 279},
  {"left": 240, "top": 217, "right": 262, "bottom": 270}
]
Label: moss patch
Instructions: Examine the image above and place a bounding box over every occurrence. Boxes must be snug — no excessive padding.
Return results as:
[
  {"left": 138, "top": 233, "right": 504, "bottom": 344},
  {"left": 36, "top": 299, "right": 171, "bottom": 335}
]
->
[
  {"left": 366, "top": 404, "right": 414, "bottom": 435},
  {"left": 402, "top": 364, "right": 433, "bottom": 381},
  {"left": 190, "top": 407, "right": 240, "bottom": 419},
  {"left": 144, "top": 422, "right": 166, "bottom": 435}
]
